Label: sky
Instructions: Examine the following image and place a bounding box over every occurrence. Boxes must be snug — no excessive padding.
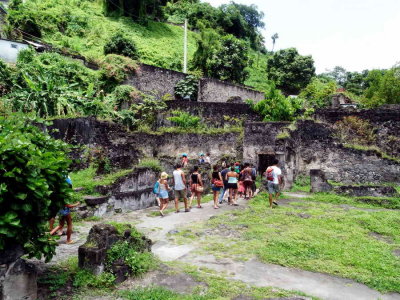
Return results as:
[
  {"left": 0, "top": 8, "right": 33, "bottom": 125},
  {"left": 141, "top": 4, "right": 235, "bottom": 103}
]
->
[{"left": 203, "top": 0, "right": 400, "bottom": 73}]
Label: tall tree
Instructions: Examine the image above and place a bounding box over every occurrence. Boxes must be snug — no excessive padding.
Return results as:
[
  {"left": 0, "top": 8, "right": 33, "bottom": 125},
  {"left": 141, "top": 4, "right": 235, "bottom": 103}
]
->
[
  {"left": 266, "top": 48, "right": 315, "bottom": 95},
  {"left": 271, "top": 33, "right": 279, "bottom": 52}
]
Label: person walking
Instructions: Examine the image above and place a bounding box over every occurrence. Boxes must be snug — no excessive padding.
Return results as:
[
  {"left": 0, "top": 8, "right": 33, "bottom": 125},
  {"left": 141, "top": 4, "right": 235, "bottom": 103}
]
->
[
  {"left": 241, "top": 163, "right": 254, "bottom": 200},
  {"left": 189, "top": 166, "right": 203, "bottom": 208},
  {"left": 205, "top": 153, "right": 211, "bottom": 165},
  {"left": 211, "top": 165, "right": 223, "bottom": 209},
  {"left": 265, "top": 159, "right": 282, "bottom": 208},
  {"left": 173, "top": 164, "right": 189, "bottom": 213},
  {"left": 226, "top": 166, "right": 239, "bottom": 206},
  {"left": 158, "top": 172, "right": 171, "bottom": 216},
  {"left": 50, "top": 201, "right": 80, "bottom": 244},
  {"left": 181, "top": 154, "right": 189, "bottom": 168},
  {"left": 218, "top": 164, "right": 231, "bottom": 204},
  {"left": 251, "top": 164, "right": 257, "bottom": 197}
]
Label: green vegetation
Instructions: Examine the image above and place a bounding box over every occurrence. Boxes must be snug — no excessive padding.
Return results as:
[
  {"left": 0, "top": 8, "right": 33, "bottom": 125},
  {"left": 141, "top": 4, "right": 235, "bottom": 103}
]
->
[
  {"left": 167, "top": 110, "right": 201, "bottom": 129},
  {"left": 193, "top": 32, "right": 250, "bottom": 84},
  {"left": 70, "top": 166, "right": 132, "bottom": 194},
  {"left": 249, "top": 83, "right": 302, "bottom": 121},
  {"left": 107, "top": 240, "right": 156, "bottom": 276},
  {"left": 104, "top": 32, "right": 139, "bottom": 59},
  {"left": 173, "top": 193, "right": 400, "bottom": 292},
  {"left": 290, "top": 175, "right": 311, "bottom": 192},
  {"left": 0, "top": 114, "right": 72, "bottom": 261},
  {"left": 137, "top": 158, "right": 162, "bottom": 172},
  {"left": 298, "top": 77, "right": 338, "bottom": 109},
  {"left": 319, "top": 65, "right": 400, "bottom": 107},
  {"left": 119, "top": 263, "right": 306, "bottom": 300},
  {"left": 266, "top": 48, "right": 316, "bottom": 95},
  {"left": 174, "top": 75, "right": 199, "bottom": 101}
]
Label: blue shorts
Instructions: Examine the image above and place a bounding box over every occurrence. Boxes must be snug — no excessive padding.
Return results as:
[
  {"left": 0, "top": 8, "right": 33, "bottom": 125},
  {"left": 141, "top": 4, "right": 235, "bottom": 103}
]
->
[
  {"left": 158, "top": 190, "right": 169, "bottom": 199},
  {"left": 58, "top": 207, "right": 70, "bottom": 217},
  {"left": 211, "top": 184, "right": 221, "bottom": 192}
]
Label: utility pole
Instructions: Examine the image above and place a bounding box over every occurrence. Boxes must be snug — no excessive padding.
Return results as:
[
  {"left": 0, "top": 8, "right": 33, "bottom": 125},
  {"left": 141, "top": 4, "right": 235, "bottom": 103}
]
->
[{"left": 183, "top": 18, "right": 188, "bottom": 73}]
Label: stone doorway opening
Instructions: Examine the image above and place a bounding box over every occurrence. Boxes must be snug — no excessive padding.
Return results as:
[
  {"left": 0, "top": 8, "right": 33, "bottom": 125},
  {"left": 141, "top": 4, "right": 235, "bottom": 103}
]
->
[{"left": 258, "top": 153, "right": 275, "bottom": 174}]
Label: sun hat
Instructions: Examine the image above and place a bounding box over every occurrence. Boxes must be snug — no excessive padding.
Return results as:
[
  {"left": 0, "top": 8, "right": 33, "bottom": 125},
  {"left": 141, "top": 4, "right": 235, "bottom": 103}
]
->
[
  {"left": 182, "top": 153, "right": 188, "bottom": 157},
  {"left": 161, "top": 172, "right": 169, "bottom": 179}
]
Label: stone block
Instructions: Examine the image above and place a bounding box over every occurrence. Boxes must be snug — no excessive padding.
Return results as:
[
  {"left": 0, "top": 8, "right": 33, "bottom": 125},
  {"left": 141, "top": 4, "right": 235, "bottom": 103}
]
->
[
  {"left": 334, "top": 185, "right": 398, "bottom": 197},
  {"left": 84, "top": 195, "right": 109, "bottom": 206},
  {"left": 0, "top": 258, "right": 37, "bottom": 300},
  {"left": 310, "top": 169, "right": 332, "bottom": 193}
]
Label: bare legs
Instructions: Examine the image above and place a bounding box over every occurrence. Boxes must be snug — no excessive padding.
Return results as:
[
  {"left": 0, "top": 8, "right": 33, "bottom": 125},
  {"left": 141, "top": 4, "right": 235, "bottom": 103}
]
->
[
  {"left": 50, "top": 214, "right": 74, "bottom": 244},
  {"left": 175, "top": 196, "right": 188, "bottom": 212},
  {"left": 160, "top": 198, "right": 169, "bottom": 216},
  {"left": 229, "top": 188, "right": 238, "bottom": 205},
  {"left": 213, "top": 190, "right": 220, "bottom": 209}
]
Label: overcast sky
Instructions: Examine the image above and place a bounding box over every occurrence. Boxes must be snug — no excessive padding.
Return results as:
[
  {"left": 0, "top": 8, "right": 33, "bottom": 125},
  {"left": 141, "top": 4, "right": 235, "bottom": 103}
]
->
[{"left": 203, "top": 0, "right": 400, "bottom": 73}]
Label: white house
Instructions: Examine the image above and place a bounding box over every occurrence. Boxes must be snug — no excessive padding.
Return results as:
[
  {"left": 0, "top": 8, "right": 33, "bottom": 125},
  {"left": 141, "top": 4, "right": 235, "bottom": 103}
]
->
[{"left": 0, "top": 38, "right": 29, "bottom": 63}]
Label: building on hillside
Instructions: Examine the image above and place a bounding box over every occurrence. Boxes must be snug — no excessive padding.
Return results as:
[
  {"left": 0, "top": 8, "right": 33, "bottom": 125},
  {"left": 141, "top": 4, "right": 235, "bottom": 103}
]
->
[
  {"left": 330, "top": 93, "right": 357, "bottom": 108},
  {"left": 0, "top": 38, "right": 29, "bottom": 63}
]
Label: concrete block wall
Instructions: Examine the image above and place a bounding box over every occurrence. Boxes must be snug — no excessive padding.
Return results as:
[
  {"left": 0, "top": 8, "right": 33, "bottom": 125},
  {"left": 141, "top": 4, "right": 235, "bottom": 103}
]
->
[{"left": 198, "top": 78, "right": 264, "bottom": 103}]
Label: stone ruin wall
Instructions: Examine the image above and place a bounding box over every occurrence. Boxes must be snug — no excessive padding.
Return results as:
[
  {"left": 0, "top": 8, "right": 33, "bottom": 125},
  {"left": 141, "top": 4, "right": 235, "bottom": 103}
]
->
[
  {"left": 243, "top": 114, "right": 400, "bottom": 188},
  {"left": 198, "top": 78, "right": 264, "bottom": 103},
  {"left": 48, "top": 117, "right": 241, "bottom": 171},
  {"left": 315, "top": 105, "right": 400, "bottom": 157},
  {"left": 159, "top": 100, "right": 262, "bottom": 128},
  {"left": 124, "top": 63, "right": 187, "bottom": 98},
  {"left": 124, "top": 63, "right": 264, "bottom": 103},
  {"left": 290, "top": 121, "right": 400, "bottom": 184}
]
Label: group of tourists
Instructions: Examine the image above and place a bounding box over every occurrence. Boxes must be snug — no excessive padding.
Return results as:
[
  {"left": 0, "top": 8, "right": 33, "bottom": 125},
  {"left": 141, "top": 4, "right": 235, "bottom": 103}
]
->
[{"left": 154, "top": 158, "right": 283, "bottom": 216}]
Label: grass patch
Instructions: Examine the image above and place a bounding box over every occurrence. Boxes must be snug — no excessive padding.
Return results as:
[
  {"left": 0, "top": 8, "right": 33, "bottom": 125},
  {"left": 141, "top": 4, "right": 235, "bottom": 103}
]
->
[
  {"left": 290, "top": 175, "right": 311, "bottom": 192},
  {"left": 37, "top": 257, "right": 115, "bottom": 298},
  {"left": 304, "top": 192, "right": 400, "bottom": 209},
  {"left": 119, "top": 263, "right": 309, "bottom": 300},
  {"left": 70, "top": 166, "right": 132, "bottom": 195},
  {"left": 176, "top": 193, "right": 400, "bottom": 293},
  {"left": 137, "top": 158, "right": 162, "bottom": 172},
  {"left": 156, "top": 126, "right": 243, "bottom": 135}
]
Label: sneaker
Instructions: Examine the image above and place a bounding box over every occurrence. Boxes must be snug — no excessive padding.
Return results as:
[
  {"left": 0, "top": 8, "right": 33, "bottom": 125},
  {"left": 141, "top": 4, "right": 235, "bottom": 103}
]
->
[
  {"left": 184, "top": 208, "right": 190, "bottom": 212},
  {"left": 273, "top": 201, "right": 278, "bottom": 206},
  {"left": 175, "top": 210, "right": 180, "bottom": 213}
]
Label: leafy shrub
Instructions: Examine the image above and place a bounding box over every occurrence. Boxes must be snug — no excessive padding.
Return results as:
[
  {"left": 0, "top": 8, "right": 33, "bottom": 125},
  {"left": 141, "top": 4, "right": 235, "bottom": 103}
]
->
[
  {"left": 250, "top": 84, "right": 301, "bottom": 121},
  {"left": 334, "top": 116, "right": 376, "bottom": 145},
  {"left": 7, "top": 4, "right": 42, "bottom": 38},
  {"left": 0, "top": 60, "right": 12, "bottom": 97},
  {"left": 104, "top": 32, "right": 139, "bottom": 60},
  {"left": 4, "top": 49, "right": 102, "bottom": 118},
  {"left": 0, "top": 114, "right": 72, "bottom": 261},
  {"left": 174, "top": 75, "right": 199, "bottom": 101},
  {"left": 110, "top": 85, "right": 143, "bottom": 109},
  {"left": 100, "top": 54, "right": 138, "bottom": 91},
  {"left": 107, "top": 240, "right": 156, "bottom": 277},
  {"left": 298, "top": 77, "right": 337, "bottom": 109},
  {"left": 167, "top": 110, "right": 201, "bottom": 129}
]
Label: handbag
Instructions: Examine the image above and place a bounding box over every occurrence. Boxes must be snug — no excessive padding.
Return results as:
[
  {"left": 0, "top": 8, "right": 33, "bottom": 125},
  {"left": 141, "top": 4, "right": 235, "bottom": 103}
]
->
[
  {"left": 213, "top": 179, "right": 224, "bottom": 187},
  {"left": 195, "top": 184, "right": 204, "bottom": 193}
]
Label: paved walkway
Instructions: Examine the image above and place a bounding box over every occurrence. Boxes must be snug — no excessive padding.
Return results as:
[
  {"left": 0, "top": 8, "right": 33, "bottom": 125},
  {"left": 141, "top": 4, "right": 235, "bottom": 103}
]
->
[{"left": 51, "top": 193, "right": 400, "bottom": 300}]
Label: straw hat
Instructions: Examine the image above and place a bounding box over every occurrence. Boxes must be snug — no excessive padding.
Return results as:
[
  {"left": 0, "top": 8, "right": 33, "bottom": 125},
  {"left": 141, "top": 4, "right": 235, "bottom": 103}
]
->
[{"left": 160, "top": 172, "right": 169, "bottom": 179}]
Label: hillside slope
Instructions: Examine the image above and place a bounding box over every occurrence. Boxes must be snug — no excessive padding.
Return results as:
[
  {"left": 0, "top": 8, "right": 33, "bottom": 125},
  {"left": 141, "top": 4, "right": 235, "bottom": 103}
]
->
[{"left": 15, "top": 0, "right": 269, "bottom": 90}]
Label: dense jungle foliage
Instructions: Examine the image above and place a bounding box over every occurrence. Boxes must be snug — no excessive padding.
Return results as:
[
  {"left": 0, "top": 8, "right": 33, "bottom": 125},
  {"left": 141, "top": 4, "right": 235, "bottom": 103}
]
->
[{"left": 0, "top": 0, "right": 399, "bottom": 127}]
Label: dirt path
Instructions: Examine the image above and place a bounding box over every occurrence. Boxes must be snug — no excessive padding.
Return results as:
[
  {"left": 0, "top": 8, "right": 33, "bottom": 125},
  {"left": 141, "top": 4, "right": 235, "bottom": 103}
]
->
[{"left": 51, "top": 193, "right": 400, "bottom": 300}]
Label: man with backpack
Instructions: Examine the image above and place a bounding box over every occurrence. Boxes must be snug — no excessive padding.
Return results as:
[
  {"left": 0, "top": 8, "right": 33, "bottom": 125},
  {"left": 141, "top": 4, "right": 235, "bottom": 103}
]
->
[{"left": 264, "top": 159, "right": 282, "bottom": 208}]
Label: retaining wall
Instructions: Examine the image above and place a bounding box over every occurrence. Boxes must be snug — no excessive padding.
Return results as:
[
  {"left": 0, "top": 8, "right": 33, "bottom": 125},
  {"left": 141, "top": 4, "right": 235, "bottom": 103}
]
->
[
  {"left": 198, "top": 78, "right": 264, "bottom": 103},
  {"left": 124, "top": 63, "right": 187, "bottom": 98}
]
